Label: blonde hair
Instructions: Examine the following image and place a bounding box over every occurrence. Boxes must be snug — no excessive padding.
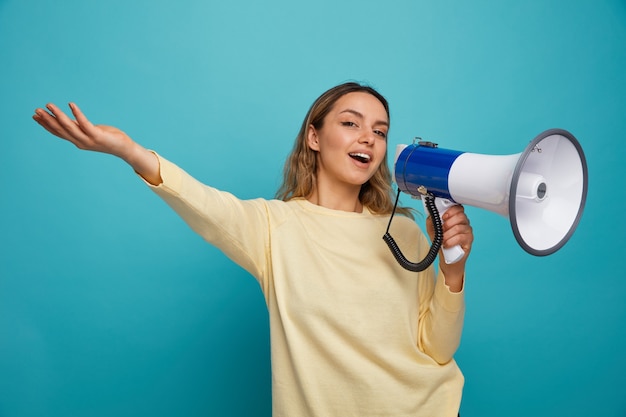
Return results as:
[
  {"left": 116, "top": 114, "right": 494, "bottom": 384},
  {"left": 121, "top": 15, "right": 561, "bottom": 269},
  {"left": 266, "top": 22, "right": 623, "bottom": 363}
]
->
[{"left": 276, "top": 82, "right": 412, "bottom": 217}]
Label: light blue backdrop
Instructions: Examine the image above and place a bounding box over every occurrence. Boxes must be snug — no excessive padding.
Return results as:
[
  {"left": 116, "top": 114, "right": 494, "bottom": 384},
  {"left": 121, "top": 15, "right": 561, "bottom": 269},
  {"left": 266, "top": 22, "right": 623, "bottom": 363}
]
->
[{"left": 1, "top": 1, "right": 625, "bottom": 416}]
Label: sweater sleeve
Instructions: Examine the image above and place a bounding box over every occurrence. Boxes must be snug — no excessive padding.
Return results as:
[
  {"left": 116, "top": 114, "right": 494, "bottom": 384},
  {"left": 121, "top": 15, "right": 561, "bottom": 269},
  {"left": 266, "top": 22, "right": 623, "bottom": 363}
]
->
[
  {"left": 142, "top": 153, "right": 271, "bottom": 283},
  {"left": 416, "top": 232, "right": 466, "bottom": 364}
]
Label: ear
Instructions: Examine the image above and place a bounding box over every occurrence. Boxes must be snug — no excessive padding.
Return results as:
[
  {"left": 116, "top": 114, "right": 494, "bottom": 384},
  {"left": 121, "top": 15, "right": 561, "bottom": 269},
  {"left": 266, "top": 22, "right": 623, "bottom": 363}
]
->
[{"left": 307, "top": 124, "right": 320, "bottom": 151}]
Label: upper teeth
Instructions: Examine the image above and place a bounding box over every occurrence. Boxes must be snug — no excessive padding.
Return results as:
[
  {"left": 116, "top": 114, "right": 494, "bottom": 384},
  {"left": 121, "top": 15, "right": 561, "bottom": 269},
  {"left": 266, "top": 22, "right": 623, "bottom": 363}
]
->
[{"left": 350, "top": 153, "right": 371, "bottom": 161}]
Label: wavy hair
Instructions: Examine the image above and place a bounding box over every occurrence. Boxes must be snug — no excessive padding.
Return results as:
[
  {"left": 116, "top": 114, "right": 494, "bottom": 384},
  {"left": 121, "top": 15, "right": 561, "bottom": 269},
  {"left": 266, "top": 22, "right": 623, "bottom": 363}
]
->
[{"left": 276, "top": 82, "right": 412, "bottom": 217}]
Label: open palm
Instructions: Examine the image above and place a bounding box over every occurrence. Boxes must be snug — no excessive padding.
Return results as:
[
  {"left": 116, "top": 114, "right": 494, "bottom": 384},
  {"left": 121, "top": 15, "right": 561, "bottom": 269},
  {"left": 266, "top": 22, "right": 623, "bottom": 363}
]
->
[
  {"left": 32, "top": 102, "right": 161, "bottom": 185},
  {"left": 33, "top": 103, "right": 132, "bottom": 158}
]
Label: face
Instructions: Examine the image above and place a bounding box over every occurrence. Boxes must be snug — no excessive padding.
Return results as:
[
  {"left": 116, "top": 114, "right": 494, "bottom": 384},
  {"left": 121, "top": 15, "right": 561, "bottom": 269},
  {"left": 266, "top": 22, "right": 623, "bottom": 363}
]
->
[{"left": 307, "top": 92, "right": 389, "bottom": 192}]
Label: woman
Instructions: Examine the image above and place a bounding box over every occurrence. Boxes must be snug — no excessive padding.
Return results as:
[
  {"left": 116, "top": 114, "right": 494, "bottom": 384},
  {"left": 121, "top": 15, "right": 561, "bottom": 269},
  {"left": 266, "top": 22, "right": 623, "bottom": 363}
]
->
[{"left": 33, "top": 82, "right": 473, "bottom": 417}]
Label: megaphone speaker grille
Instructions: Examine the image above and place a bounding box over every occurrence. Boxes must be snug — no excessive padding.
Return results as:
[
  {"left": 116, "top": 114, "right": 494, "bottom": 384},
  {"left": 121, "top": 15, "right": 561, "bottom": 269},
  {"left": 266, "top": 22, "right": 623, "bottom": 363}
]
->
[{"left": 510, "top": 129, "right": 588, "bottom": 256}]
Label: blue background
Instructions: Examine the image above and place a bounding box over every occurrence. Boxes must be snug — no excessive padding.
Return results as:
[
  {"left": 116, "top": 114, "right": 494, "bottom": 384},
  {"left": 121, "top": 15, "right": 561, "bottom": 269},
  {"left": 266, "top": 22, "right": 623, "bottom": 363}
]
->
[{"left": 1, "top": 1, "right": 625, "bottom": 416}]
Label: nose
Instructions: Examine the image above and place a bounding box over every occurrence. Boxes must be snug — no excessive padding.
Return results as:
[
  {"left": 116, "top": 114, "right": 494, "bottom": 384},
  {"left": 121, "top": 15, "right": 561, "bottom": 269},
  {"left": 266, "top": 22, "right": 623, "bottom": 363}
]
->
[{"left": 359, "top": 131, "right": 376, "bottom": 145}]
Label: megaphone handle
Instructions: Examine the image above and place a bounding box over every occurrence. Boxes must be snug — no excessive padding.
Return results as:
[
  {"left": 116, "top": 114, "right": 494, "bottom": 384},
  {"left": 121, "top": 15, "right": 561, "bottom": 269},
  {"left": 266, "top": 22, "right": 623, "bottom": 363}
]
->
[{"left": 422, "top": 197, "right": 466, "bottom": 264}]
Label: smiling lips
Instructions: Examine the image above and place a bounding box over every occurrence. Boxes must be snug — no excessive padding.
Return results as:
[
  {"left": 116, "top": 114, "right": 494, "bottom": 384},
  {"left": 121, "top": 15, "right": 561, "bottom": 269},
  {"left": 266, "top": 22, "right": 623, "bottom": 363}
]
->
[{"left": 349, "top": 152, "right": 371, "bottom": 164}]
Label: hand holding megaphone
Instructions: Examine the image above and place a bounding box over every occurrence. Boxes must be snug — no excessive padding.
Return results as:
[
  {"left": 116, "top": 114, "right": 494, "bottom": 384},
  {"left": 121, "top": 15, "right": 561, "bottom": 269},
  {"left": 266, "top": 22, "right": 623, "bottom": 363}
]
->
[{"left": 423, "top": 197, "right": 466, "bottom": 264}]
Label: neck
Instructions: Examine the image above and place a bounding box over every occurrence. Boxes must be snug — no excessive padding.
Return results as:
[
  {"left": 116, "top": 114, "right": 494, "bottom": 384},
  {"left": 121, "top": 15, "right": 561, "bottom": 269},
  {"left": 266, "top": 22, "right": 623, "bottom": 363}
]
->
[{"left": 306, "top": 183, "right": 363, "bottom": 213}]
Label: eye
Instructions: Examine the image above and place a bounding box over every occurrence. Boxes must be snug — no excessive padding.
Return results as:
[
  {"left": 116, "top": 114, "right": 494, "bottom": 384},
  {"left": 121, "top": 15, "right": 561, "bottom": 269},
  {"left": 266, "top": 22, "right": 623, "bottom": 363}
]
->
[
  {"left": 374, "top": 130, "right": 388, "bottom": 139},
  {"left": 341, "top": 121, "right": 358, "bottom": 127}
]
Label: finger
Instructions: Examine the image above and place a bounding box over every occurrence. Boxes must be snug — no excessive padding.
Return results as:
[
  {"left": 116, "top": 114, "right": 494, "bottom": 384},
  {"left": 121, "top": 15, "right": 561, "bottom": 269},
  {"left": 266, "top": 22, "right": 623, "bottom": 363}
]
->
[
  {"left": 443, "top": 225, "right": 474, "bottom": 250},
  {"left": 443, "top": 217, "right": 469, "bottom": 233},
  {"left": 33, "top": 107, "right": 72, "bottom": 139},
  {"left": 443, "top": 236, "right": 471, "bottom": 252},
  {"left": 45, "top": 103, "right": 90, "bottom": 142},
  {"left": 69, "top": 102, "right": 98, "bottom": 137},
  {"left": 444, "top": 208, "right": 470, "bottom": 227},
  {"left": 442, "top": 204, "right": 466, "bottom": 221}
]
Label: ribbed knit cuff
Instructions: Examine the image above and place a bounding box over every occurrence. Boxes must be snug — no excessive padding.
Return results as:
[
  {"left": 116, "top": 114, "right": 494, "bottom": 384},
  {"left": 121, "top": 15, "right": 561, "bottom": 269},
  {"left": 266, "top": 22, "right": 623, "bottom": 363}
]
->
[
  {"left": 434, "top": 271, "right": 465, "bottom": 313},
  {"left": 140, "top": 152, "right": 183, "bottom": 195}
]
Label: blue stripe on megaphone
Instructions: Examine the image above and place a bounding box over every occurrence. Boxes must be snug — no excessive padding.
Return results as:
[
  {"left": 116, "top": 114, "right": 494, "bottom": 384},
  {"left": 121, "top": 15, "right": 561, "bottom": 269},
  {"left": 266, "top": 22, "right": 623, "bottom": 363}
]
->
[{"left": 395, "top": 143, "right": 464, "bottom": 201}]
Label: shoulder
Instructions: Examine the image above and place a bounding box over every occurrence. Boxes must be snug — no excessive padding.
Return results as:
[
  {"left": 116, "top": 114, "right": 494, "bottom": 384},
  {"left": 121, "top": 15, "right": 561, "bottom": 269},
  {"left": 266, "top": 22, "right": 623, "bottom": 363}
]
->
[
  {"left": 389, "top": 212, "right": 423, "bottom": 232},
  {"left": 385, "top": 212, "right": 428, "bottom": 250}
]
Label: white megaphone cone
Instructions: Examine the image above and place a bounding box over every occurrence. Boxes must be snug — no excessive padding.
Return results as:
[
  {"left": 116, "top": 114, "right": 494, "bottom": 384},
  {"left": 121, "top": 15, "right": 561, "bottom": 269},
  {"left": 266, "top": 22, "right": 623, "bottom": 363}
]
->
[{"left": 390, "top": 129, "right": 588, "bottom": 266}]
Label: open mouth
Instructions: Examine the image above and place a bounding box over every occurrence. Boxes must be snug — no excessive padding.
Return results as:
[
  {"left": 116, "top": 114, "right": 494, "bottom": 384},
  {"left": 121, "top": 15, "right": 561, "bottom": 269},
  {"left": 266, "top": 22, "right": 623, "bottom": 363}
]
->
[{"left": 349, "top": 153, "right": 371, "bottom": 163}]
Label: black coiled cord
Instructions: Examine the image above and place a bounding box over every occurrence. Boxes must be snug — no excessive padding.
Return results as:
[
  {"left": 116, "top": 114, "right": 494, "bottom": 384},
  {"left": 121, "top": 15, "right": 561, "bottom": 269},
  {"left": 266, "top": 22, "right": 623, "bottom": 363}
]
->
[{"left": 382, "top": 189, "right": 444, "bottom": 272}]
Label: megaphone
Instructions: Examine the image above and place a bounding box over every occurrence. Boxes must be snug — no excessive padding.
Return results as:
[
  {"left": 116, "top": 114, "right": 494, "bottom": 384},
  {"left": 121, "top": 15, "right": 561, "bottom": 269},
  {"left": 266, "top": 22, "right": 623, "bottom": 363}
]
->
[{"left": 385, "top": 128, "right": 588, "bottom": 271}]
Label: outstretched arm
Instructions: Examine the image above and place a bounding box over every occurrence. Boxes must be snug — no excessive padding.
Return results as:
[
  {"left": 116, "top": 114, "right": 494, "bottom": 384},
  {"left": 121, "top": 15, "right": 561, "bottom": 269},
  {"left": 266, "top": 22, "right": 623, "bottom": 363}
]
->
[{"left": 32, "top": 103, "right": 162, "bottom": 185}]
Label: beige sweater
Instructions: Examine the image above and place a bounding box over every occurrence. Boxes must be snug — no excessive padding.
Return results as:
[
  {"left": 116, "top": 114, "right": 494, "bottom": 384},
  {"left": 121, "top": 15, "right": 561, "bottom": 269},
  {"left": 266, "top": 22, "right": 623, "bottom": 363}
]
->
[{"left": 148, "top": 154, "right": 466, "bottom": 417}]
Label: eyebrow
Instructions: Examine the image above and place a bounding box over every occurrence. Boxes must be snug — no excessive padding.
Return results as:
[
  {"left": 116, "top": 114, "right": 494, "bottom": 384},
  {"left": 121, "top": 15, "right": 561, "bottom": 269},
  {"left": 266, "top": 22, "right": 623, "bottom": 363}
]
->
[{"left": 339, "top": 109, "right": 389, "bottom": 127}]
